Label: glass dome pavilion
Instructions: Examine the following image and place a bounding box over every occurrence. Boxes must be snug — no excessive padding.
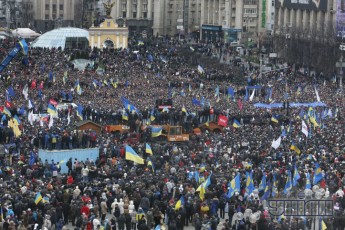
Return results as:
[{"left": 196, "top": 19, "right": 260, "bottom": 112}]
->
[{"left": 30, "top": 27, "right": 89, "bottom": 50}]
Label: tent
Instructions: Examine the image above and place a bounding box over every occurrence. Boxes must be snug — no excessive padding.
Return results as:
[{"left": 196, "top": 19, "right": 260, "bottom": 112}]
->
[{"left": 11, "top": 28, "right": 41, "bottom": 39}]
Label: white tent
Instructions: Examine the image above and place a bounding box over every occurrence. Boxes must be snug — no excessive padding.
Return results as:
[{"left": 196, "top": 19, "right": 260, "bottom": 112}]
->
[{"left": 11, "top": 28, "right": 41, "bottom": 39}]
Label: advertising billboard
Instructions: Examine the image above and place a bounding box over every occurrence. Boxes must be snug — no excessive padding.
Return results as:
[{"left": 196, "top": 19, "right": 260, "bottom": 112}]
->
[
  {"left": 275, "top": 0, "right": 328, "bottom": 11},
  {"left": 336, "top": 0, "right": 345, "bottom": 37}
]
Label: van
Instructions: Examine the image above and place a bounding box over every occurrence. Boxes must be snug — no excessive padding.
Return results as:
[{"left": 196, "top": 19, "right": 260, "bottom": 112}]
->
[{"left": 230, "top": 41, "right": 239, "bottom": 47}]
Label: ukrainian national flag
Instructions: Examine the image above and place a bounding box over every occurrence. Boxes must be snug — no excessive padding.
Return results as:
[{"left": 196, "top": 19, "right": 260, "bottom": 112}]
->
[
  {"left": 232, "top": 119, "right": 241, "bottom": 128},
  {"left": 150, "top": 108, "right": 155, "bottom": 121},
  {"left": 3, "top": 107, "right": 11, "bottom": 117},
  {"left": 290, "top": 143, "right": 301, "bottom": 154},
  {"left": 122, "top": 112, "right": 129, "bottom": 121},
  {"left": 306, "top": 172, "right": 311, "bottom": 189},
  {"left": 258, "top": 174, "right": 267, "bottom": 192},
  {"left": 227, "top": 174, "right": 241, "bottom": 198},
  {"left": 147, "top": 158, "right": 155, "bottom": 172},
  {"left": 272, "top": 174, "right": 278, "bottom": 197},
  {"left": 245, "top": 171, "right": 255, "bottom": 197},
  {"left": 34, "top": 192, "right": 43, "bottom": 204},
  {"left": 313, "top": 163, "right": 323, "bottom": 184},
  {"left": 271, "top": 115, "right": 279, "bottom": 123},
  {"left": 283, "top": 170, "right": 292, "bottom": 194},
  {"left": 175, "top": 196, "right": 185, "bottom": 210},
  {"left": 125, "top": 145, "right": 144, "bottom": 164},
  {"left": 196, "top": 172, "right": 212, "bottom": 200},
  {"left": 13, "top": 115, "right": 21, "bottom": 126},
  {"left": 151, "top": 126, "right": 162, "bottom": 137},
  {"left": 145, "top": 143, "right": 153, "bottom": 155},
  {"left": 47, "top": 104, "right": 57, "bottom": 116},
  {"left": 77, "top": 104, "right": 83, "bottom": 120},
  {"left": 261, "top": 180, "right": 271, "bottom": 201},
  {"left": 292, "top": 164, "right": 301, "bottom": 187}
]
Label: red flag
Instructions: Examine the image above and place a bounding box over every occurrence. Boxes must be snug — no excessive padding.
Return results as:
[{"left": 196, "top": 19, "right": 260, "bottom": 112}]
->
[
  {"left": 49, "top": 99, "right": 58, "bottom": 106},
  {"left": 38, "top": 81, "right": 44, "bottom": 90},
  {"left": 31, "top": 79, "right": 36, "bottom": 89},
  {"left": 5, "top": 100, "right": 14, "bottom": 108},
  {"left": 0, "top": 106, "right": 4, "bottom": 113},
  {"left": 217, "top": 115, "right": 228, "bottom": 127},
  {"left": 238, "top": 99, "right": 243, "bottom": 111}
]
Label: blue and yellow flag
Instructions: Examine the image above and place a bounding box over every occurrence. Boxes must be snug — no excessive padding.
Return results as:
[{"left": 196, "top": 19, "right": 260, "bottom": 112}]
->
[
  {"left": 77, "top": 104, "right": 83, "bottom": 120},
  {"left": 3, "top": 107, "right": 11, "bottom": 117},
  {"left": 306, "top": 172, "right": 311, "bottom": 189},
  {"left": 175, "top": 196, "right": 185, "bottom": 210},
  {"left": 232, "top": 119, "right": 241, "bottom": 128},
  {"left": 290, "top": 142, "right": 301, "bottom": 154},
  {"left": 227, "top": 174, "right": 241, "bottom": 198},
  {"left": 272, "top": 174, "right": 278, "bottom": 197},
  {"left": 271, "top": 115, "right": 279, "bottom": 123},
  {"left": 313, "top": 163, "right": 323, "bottom": 184},
  {"left": 147, "top": 158, "right": 155, "bottom": 172},
  {"left": 145, "top": 143, "right": 153, "bottom": 155},
  {"left": 122, "top": 112, "right": 129, "bottom": 121},
  {"left": 13, "top": 115, "right": 21, "bottom": 126},
  {"left": 196, "top": 172, "right": 212, "bottom": 200},
  {"left": 47, "top": 104, "right": 57, "bottom": 116},
  {"left": 34, "top": 192, "right": 43, "bottom": 204},
  {"left": 283, "top": 170, "right": 292, "bottom": 194},
  {"left": 258, "top": 174, "right": 267, "bottom": 192},
  {"left": 125, "top": 145, "right": 144, "bottom": 164},
  {"left": 245, "top": 171, "right": 255, "bottom": 197},
  {"left": 261, "top": 180, "right": 271, "bottom": 201},
  {"left": 292, "top": 165, "right": 301, "bottom": 187},
  {"left": 151, "top": 126, "right": 162, "bottom": 137}
]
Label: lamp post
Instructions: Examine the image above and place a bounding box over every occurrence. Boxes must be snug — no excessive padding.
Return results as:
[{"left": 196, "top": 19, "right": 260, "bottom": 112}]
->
[{"left": 337, "top": 44, "right": 345, "bottom": 89}]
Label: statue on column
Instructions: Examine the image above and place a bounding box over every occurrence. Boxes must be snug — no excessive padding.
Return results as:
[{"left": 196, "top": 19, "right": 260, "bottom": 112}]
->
[{"left": 103, "top": 0, "right": 115, "bottom": 19}]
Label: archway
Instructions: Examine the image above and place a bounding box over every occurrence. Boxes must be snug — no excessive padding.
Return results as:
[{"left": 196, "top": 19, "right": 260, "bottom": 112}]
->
[{"left": 103, "top": 39, "right": 114, "bottom": 48}]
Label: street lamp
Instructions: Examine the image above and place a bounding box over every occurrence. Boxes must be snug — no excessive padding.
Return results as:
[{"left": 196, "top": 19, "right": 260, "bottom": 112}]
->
[{"left": 336, "top": 44, "right": 345, "bottom": 89}]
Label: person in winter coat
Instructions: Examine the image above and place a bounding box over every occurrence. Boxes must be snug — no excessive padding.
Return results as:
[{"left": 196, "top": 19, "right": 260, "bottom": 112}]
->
[{"left": 117, "top": 213, "right": 126, "bottom": 230}]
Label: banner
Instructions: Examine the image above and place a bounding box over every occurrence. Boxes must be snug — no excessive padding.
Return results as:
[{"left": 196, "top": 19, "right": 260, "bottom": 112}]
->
[
  {"left": 276, "top": 0, "right": 328, "bottom": 11},
  {"left": 337, "top": 0, "right": 345, "bottom": 37},
  {"left": 38, "top": 148, "right": 99, "bottom": 173},
  {"left": 218, "top": 115, "right": 228, "bottom": 127}
]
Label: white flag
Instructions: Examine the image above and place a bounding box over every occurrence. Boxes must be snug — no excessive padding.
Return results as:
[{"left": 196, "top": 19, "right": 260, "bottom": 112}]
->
[
  {"left": 271, "top": 136, "right": 281, "bottom": 149},
  {"left": 28, "top": 111, "right": 33, "bottom": 126},
  {"left": 301, "top": 120, "right": 309, "bottom": 137},
  {"left": 67, "top": 111, "right": 71, "bottom": 125},
  {"left": 22, "top": 84, "right": 28, "bottom": 100},
  {"left": 249, "top": 89, "right": 256, "bottom": 101},
  {"left": 314, "top": 86, "right": 321, "bottom": 102},
  {"left": 28, "top": 100, "right": 34, "bottom": 109},
  {"left": 48, "top": 116, "right": 54, "bottom": 129}
]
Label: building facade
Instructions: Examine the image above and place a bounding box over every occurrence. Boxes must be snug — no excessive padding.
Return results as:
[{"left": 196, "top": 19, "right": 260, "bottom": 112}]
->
[
  {"left": 0, "top": 0, "right": 32, "bottom": 29},
  {"left": 31, "top": 0, "right": 82, "bottom": 33}
]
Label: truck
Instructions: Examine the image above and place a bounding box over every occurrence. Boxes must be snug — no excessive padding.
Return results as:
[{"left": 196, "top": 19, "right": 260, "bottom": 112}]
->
[
  {"left": 104, "top": 124, "right": 130, "bottom": 134},
  {"left": 151, "top": 125, "right": 190, "bottom": 142},
  {"left": 198, "top": 121, "right": 224, "bottom": 133}
]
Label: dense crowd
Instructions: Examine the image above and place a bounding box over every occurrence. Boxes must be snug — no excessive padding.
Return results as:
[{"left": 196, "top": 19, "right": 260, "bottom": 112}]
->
[{"left": 0, "top": 35, "right": 343, "bottom": 230}]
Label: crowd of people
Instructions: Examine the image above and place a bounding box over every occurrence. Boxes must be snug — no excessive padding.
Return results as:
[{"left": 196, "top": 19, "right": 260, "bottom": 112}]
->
[{"left": 0, "top": 34, "right": 343, "bottom": 230}]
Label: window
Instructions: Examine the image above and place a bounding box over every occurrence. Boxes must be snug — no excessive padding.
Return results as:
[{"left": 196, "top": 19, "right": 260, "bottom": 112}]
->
[
  {"left": 133, "top": 12, "right": 137, "bottom": 18},
  {"left": 244, "top": 8, "right": 257, "bottom": 14},
  {"left": 122, "top": 4, "right": 126, "bottom": 10},
  {"left": 143, "top": 4, "right": 147, "bottom": 11},
  {"left": 45, "top": 14, "right": 49, "bottom": 20},
  {"left": 45, "top": 4, "right": 49, "bottom": 10},
  {"left": 52, "top": 4, "right": 57, "bottom": 12},
  {"left": 59, "top": 14, "right": 63, "bottom": 19},
  {"left": 52, "top": 14, "right": 56, "bottom": 19},
  {"left": 133, "top": 4, "right": 137, "bottom": 10},
  {"left": 59, "top": 4, "right": 63, "bottom": 11},
  {"left": 143, "top": 12, "right": 147, "bottom": 18},
  {"left": 272, "top": 0, "right": 275, "bottom": 6},
  {"left": 123, "top": 12, "right": 126, "bottom": 18}
]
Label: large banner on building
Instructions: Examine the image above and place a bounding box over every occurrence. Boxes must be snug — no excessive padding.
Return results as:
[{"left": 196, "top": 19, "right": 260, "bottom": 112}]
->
[
  {"left": 336, "top": 0, "right": 345, "bottom": 37},
  {"left": 275, "top": 0, "right": 328, "bottom": 11},
  {"left": 39, "top": 148, "right": 99, "bottom": 174}
]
